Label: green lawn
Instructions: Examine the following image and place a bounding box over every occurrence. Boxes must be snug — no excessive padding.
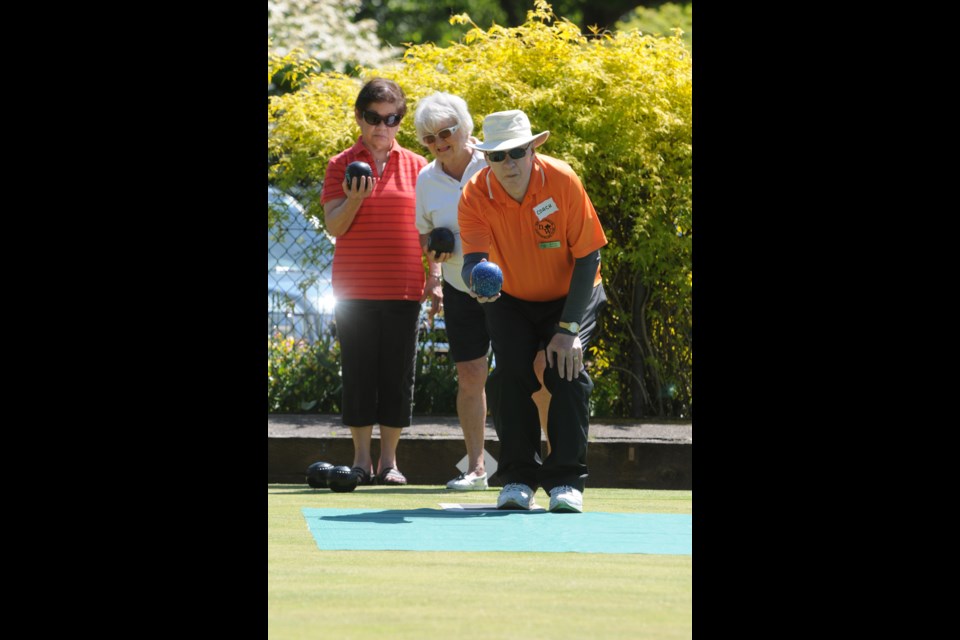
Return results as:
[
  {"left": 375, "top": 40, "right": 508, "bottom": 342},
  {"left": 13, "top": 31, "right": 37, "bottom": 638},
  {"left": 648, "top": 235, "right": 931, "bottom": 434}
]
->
[{"left": 268, "top": 484, "right": 692, "bottom": 640}]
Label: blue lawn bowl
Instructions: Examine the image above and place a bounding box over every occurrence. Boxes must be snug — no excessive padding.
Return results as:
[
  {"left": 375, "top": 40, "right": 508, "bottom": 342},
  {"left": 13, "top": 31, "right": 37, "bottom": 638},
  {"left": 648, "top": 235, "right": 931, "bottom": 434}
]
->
[{"left": 471, "top": 261, "right": 503, "bottom": 298}]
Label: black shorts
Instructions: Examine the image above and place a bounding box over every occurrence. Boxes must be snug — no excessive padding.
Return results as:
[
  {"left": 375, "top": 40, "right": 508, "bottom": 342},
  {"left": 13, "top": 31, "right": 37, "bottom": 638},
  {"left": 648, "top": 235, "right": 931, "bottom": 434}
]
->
[
  {"left": 441, "top": 282, "right": 491, "bottom": 363},
  {"left": 334, "top": 299, "right": 420, "bottom": 427}
]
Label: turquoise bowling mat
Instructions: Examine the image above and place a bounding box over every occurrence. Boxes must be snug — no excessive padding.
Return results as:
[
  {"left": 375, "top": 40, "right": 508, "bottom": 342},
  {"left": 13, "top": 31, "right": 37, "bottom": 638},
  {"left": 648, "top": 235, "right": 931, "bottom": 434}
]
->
[{"left": 301, "top": 507, "right": 692, "bottom": 555}]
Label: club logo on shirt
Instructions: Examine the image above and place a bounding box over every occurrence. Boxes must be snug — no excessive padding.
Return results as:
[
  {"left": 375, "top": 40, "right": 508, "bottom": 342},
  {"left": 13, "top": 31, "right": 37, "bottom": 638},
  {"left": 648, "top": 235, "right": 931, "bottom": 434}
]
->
[{"left": 535, "top": 218, "right": 557, "bottom": 239}]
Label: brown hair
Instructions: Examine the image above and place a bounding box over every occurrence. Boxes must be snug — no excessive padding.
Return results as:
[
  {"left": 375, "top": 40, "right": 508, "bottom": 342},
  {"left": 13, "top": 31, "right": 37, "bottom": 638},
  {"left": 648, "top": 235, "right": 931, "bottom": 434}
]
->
[{"left": 354, "top": 78, "right": 408, "bottom": 117}]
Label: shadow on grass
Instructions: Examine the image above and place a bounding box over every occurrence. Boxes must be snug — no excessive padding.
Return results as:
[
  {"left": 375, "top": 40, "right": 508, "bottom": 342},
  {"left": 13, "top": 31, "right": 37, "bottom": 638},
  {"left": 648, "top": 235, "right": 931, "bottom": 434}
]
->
[
  {"left": 275, "top": 487, "right": 463, "bottom": 495},
  {"left": 311, "top": 508, "right": 545, "bottom": 523}
]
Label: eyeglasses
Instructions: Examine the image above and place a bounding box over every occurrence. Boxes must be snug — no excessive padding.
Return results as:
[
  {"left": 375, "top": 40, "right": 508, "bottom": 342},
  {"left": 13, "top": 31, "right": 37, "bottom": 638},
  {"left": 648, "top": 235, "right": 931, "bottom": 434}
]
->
[
  {"left": 361, "top": 110, "right": 403, "bottom": 127},
  {"left": 485, "top": 144, "right": 531, "bottom": 163},
  {"left": 422, "top": 123, "right": 460, "bottom": 145}
]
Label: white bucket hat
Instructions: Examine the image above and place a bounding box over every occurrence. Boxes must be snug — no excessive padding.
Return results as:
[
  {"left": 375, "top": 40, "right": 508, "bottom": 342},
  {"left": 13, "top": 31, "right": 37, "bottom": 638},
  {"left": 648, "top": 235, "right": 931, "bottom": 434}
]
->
[{"left": 467, "top": 110, "right": 550, "bottom": 152}]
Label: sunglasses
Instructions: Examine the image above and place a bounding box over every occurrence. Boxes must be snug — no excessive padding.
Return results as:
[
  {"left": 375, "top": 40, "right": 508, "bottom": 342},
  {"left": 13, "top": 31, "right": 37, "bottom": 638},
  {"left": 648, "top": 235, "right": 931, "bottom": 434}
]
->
[
  {"left": 422, "top": 123, "right": 460, "bottom": 145},
  {"left": 361, "top": 110, "right": 403, "bottom": 127},
  {"left": 485, "top": 144, "right": 531, "bottom": 163}
]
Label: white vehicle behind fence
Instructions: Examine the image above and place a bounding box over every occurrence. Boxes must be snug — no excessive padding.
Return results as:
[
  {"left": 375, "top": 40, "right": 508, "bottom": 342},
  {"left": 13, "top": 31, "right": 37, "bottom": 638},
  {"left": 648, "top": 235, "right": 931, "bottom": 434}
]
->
[{"left": 268, "top": 186, "right": 336, "bottom": 342}]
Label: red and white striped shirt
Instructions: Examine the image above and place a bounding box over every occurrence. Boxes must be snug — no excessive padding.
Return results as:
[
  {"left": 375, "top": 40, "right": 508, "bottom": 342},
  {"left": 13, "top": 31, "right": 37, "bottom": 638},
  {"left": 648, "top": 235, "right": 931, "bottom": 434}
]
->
[{"left": 322, "top": 138, "right": 428, "bottom": 301}]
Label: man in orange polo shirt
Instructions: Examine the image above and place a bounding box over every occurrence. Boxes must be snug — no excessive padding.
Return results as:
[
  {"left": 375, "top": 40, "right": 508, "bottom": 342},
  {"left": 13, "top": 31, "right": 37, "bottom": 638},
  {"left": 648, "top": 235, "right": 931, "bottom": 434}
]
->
[{"left": 458, "top": 110, "right": 608, "bottom": 513}]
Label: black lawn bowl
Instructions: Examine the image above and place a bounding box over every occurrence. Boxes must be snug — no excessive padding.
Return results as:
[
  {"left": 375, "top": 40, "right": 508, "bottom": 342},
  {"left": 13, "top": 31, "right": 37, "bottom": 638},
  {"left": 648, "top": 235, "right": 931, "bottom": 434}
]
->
[
  {"left": 327, "top": 465, "right": 359, "bottom": 492},
  {"left": 428, "top": 227, "right": 456, "bottom": 254},
  {"left": 306, "top": 461, "right": 335, "bottom": 489},
  {"left": 345, "top": 161, "right": 373, "bottom": 183}
]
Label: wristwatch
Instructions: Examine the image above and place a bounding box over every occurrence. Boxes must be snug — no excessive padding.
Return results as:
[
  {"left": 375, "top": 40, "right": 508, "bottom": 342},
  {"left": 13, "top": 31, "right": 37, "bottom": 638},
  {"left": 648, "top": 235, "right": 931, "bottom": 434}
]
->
[{"left": 558, "top": 321, "right": 580, "bottom": 335}]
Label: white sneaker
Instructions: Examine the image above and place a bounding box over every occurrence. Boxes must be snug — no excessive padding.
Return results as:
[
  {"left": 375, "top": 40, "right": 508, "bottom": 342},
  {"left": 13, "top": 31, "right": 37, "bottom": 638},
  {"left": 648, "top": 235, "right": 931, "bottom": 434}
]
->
[
  {"left": 497, "top": 483, "right": 535, "bottom": 510},
  {"left": 548, "top": 486, "right": 583, "bottom": 513},
  {"left": 446, "top": 472, "right": 488, "bottom": 491}
]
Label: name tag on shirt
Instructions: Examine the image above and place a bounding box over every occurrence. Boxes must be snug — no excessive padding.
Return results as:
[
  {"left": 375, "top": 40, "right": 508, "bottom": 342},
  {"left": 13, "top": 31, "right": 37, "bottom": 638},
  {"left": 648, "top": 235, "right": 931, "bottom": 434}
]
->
[{"left": 533, "top": 197, "right": 558, "bottom": 221}]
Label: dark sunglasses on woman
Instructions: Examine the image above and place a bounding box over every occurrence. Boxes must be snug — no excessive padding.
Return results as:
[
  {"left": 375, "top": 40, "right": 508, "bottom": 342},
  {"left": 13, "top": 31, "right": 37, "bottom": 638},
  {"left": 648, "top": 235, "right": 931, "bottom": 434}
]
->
[{"left": 361, "top": 110, "right": 403, "bottom": 127}]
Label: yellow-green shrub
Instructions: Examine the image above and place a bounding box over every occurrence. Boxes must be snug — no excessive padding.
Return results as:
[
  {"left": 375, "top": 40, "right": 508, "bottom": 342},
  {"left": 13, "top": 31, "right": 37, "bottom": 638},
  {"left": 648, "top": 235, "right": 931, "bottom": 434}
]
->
[
  {"left": 268, "top": 0, "right": 691, "bottom": 418},
  {"left": 268, "top": 332, "right": 342, "bottom": 412}
]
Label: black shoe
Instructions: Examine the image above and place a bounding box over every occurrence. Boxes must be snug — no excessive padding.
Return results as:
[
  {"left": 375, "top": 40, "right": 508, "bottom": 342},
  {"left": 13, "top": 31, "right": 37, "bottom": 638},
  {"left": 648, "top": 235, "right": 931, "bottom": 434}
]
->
[{"left": 350, "top": 467, "right": 374, "bottom": 486}]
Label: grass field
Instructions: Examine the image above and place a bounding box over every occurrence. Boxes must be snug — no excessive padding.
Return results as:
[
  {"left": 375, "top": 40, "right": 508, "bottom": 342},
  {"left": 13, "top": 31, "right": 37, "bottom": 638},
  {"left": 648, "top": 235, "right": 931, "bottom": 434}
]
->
[{"left": 268, "top": 484, "right": 692, "bottom": 640}]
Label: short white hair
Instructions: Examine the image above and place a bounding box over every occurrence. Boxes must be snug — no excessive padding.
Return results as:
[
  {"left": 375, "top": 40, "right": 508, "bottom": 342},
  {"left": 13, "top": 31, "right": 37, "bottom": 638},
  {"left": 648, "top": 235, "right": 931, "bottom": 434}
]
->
[{"left": 413, "top": 92, "right": 475, "bottom": 143}]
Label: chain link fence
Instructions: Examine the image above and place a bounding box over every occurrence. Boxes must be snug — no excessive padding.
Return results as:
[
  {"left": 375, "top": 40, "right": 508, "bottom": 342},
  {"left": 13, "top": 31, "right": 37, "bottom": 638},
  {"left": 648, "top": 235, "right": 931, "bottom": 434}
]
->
[{"left": 268, "top": 186, "right": 337, "bottom": 343}]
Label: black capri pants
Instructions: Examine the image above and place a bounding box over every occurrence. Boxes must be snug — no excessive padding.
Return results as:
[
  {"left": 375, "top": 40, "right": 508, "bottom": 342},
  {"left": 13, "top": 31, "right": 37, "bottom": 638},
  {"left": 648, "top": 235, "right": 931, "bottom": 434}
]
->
[{"left": 334, "top": 299, "right": 421, "bottom": 427}]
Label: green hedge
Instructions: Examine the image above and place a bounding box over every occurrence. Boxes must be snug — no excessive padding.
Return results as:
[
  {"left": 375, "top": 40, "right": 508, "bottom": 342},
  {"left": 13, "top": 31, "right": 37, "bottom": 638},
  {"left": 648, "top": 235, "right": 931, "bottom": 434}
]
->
[
  {"left": 268, "top": 332, "right": 342, "bottom": 413},
  {"left": 268, "top": 320, "right": 460, "bottom": 415}
]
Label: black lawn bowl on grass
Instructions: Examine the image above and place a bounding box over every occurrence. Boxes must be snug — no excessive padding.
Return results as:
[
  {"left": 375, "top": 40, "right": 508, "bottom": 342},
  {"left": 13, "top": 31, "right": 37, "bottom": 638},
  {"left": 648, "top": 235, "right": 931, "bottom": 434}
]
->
[
  {"left": 306, "top": 461, "right": 335, "bottom": 489},
  {"left": 327, "top": 465, "right": 359, "bottom": 492}
]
